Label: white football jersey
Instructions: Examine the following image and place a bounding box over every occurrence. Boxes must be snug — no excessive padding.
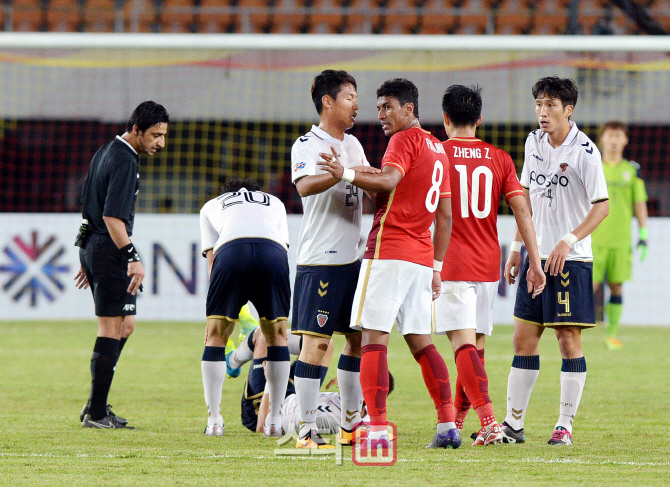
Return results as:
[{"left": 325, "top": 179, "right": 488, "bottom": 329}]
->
[
  {"left": 281, "top": 392, "right": 342, "bottom": 435},
  {"left": 291, "top": 125, "right": 369, "bottom": 265},
  {"left": 199, "top": 188, "right": 289, "bottom": 255},
  {"left": 521, "top": 121, "right": 608, "bottom": 261}
]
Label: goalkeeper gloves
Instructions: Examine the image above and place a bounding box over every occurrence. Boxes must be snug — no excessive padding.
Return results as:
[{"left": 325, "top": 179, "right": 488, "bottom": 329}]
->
[{"left": 637, "top": 227, "right": 648, "bottom": 262}]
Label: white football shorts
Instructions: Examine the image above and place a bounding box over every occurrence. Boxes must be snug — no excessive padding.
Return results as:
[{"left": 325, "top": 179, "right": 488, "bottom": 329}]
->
[
  {"left": 433, "top": 281, "right": 498, "bottom": 336},
  {"left": 350, "top": 259, "right": 433, "bottom": 335}
]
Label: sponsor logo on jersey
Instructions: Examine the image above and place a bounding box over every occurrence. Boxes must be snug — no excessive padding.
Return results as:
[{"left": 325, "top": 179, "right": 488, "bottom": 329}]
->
[
  {"left": 425, "top": 138, "right": 446, "bottom": 154},
  {"left": 530, "top": 170, "right": 569, "bottom": 188},
  {"left": 531, "top": 153, "right": 544, "bottom": 162},
  {"left": 316, "top": 313, "right": 328, "bottom": 327},
  {"left": 623, "top": 171, "right": 631, "bottom": 182},
  {"left": 293, "top": 161, "right": 307, "bottom": 172},
  {"left": 0, "top": 231, "right": 70, "bottom": 307}
]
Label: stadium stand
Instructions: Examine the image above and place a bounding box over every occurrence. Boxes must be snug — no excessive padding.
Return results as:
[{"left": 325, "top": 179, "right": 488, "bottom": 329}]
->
[{"left": 0, "top": 0, "right": 667, "bottom": 35}]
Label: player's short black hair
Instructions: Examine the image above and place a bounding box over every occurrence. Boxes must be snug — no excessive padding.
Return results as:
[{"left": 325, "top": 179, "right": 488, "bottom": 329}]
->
[
  {"left": 221, "top": 177, "right": 261, "bottom": 194},
  {"left": 442, "top": 84, "right": 482, "bottom": 127},
  {"left": 311, "top": 70, "right": 357, "bottom": 115},
  {"left": 388, "top": 372, "right": 395, "bottom": 396},
  {"left": 531, "top": 76, "right": 578, "bottom": 109},
  {"left": 126, "top": 101, "right": 170, "bottom": 133},
  {"left": 377, "top": 78, "right": 419, "bottom": 118}
]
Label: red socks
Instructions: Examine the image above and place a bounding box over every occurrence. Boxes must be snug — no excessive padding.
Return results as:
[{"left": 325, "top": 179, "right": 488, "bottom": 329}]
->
[
  {"left": 413, "top": 344, "right": 454, "bottom": 424},
  {"left": 360, "top": 344, "right": 389, "bottom": 424},
  {"left": 454, "top": 348, "right": 486, "bottom": 426},
  {"left": 455, "top": 344, "right": 495, "bottom": 428}
]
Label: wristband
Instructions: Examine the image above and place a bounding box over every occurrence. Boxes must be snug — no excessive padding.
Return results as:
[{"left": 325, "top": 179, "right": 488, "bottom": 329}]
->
[
  {"left": 120, "top": 242, "right": 141, "bottom": 263},
  {"left": 510, "top": 241, "right": 523, "bottom": 253},
  {"left": 433, "top": 260, "right": 443, "bottom": 272},
  {"left": 341, "top": 168, "right": 356, "bottom": 184},
  {"left": 639, "top": 227, "right": 648, "bottom": 240},
  {"left": 561, "top": 233, "right": 578, "bottom": 248}
]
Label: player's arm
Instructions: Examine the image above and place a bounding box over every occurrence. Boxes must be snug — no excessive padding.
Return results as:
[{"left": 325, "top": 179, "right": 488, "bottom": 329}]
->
[
  {"left": 296, "top": 145, "right": 381, "bottom": 197},
  {"left": 634, "top": 199, "right": 649, "bottom": 261},
  {"left": 294, "top": 174, "right": 341, "bottom": 197},
  {"left": 204, "top": 249, "right": 214, "bottom": 277},
  {"left": 432, "top": 197, "right": 452, "bottom": 300},
  {"left": 544, "top": 199, "right": 609, "bottom": 276},
  {"left": 317, "top": 146, "right": 402, "bottom": 193},
  {"left": 103, "top": 215, "right": 144, "bottom": 295},
  {"left": 507, "top": 193, "right": 545, "bottom": 297},
  {"left": 505, "top": 189, "right": 531, "bottom": 286},
  {"left": 256, "top": 391, "right": 270, "bottom": 433}
]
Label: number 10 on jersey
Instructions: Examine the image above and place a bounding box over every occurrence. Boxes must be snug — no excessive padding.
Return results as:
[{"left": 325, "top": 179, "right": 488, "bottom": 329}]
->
[{"left": 454, "top": 165, "right": 493, "bottom": 219}]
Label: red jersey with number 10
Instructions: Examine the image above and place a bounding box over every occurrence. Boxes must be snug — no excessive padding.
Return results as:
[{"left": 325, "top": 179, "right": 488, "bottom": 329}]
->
[
  {"left": 364, "top": 127, "right": 451, "bottom": 268},
  {"left": 441, "top": 137, "right": 524, "bottom": 282}
]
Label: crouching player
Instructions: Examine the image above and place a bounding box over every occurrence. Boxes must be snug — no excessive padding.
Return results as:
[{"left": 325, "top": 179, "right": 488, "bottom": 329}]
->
[{"left": 199, "top": 178, "right": 291, "bottom": 437}]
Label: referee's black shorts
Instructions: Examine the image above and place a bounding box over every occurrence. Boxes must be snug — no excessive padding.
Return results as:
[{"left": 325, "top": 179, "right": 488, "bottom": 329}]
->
[
  {"left": 206, "top": 238, "right": 290, "bottom": 323},
  {"left": 80, "top": 233, "right": 136, "bottom": 317}
]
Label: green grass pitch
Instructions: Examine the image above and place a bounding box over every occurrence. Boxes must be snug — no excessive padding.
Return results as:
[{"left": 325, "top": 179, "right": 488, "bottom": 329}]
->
[{"left": 0, "top": 320, "right": 668, "bottom": 486}]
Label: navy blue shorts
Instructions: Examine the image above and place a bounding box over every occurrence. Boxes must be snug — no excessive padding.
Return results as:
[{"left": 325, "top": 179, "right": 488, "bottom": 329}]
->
[
  {"left": 79, "top": 233, "right": 136, "bottom": 317},
  {"left": 514, "top": 258, "right": 596, "bottom": 328},
  {"left": 292, "top": 260, "right": 361, "bottom": 338},
  {"left": 206, "top": 238, "right": 290, "bottom": 322}
]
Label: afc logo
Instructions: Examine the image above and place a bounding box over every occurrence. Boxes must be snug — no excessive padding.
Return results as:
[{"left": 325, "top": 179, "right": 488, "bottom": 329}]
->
[{"left": 0, "top": 231, "right": 70, "bottom": 307}]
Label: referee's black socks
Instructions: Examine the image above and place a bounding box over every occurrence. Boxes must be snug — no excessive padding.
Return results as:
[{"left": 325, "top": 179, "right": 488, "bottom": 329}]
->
[{"left": 89, "top": 337, "right": 120, "bottom": 420}]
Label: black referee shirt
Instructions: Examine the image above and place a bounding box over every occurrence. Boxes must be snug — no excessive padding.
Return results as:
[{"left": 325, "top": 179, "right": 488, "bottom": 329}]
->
[{"left": 81, "top": 137, "right": 140, "bottom": 236}]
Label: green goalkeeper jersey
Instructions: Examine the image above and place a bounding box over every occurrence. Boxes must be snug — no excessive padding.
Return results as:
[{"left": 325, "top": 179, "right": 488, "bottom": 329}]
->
[{"left": 592, "top": 159, "right": 647, "bottom": 249}]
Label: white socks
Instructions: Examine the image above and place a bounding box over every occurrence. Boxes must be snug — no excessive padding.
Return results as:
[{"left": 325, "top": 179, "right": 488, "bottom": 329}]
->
[
  {"left": 505, "top": 366, "right": 540, "bottom": 431},
  {"left": 264, "top": 346, "right": 291, "bottom": 428},
  {"left": 337, "top": 367, "right": 363, "bottom": 431},
  {"left": 555, "top": 371, "right": 586, "bottom": 433},
  {"left": 202, "top": 360, "right": 226, "bottom": 426},
  {"left": 229, "top": 335, "right": 254, "bottom": 369},
  {"left": 295, "top": 374, "right": 320, "bottom": 435}
]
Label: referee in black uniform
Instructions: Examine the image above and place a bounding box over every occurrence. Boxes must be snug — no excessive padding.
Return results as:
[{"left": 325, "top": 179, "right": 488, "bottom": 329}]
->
[{"left": 74, "top": 101, "right": 169, "bottom": 429}]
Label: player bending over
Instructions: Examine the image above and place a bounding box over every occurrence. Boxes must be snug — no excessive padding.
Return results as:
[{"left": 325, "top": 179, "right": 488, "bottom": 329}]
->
[
  {"left": 437, "top": 85, "right": 545, "bottom": 445},
  {"left": 503, "top": 77, "right": 609, "bottom": 446},
  {"left": 199, "top": 178, "right": 291, "bottom": 437}
]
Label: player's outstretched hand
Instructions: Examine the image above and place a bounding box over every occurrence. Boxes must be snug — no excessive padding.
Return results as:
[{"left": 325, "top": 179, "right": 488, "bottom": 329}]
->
[
  {"left": 505, "top": 252, "right": 522, "bottom": 285},
  {"left": 432, "top": 270, "right": 441, "bottom": 301},
  {"left": 317, "top": 145, "right": 344, "bottom": 179},
  {"left": 127, "top": 261, "right": 145, "bottom": 295},
  {"left": 74, "top": 266, "right": 89, "bottom": 289},
  {"left": 353, "top": 165, "right": 381, "bottom": 174},
  {"left": 526, "top": 262, "right": 546, "bottom": 298},
  {"left": 325, "top": 377, "right": 339, "bottom": 390},
  {"left": 544, "top": 240, "right": 570, "bottom": 276}
]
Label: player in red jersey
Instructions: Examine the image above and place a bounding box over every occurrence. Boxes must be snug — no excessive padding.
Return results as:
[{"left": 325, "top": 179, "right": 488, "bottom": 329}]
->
[
  {"left": 318, "top": 78, "right": 461, "bottom": 449},
  {"left": 436, "top": 85, "right": 545, "bottom": 445}
]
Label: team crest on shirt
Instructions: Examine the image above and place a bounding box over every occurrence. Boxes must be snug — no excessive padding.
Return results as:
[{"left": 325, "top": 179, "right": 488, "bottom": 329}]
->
[
  {"left": 316, "top": 313, "right": 328, "bottom": 327},
  {"left": 623, "top": 171, "right": 631, "bottom": 182},
  {"left": 560, "top": 163, "right": 568, "bottom": 172},
  {"left": 293, "top": 161, "right": 307, "bottom": 172}
]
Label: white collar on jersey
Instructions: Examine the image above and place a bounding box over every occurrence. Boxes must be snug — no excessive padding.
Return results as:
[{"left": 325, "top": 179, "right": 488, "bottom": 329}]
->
[
  {"left": 310, "top": 124, "right": 344, "bottom": 142},
  {"left": 116, "top": 135, "right": 138, "bottom": 155},
  {"left": 561, "top": 121, "right": 579, "bottom": 146}
]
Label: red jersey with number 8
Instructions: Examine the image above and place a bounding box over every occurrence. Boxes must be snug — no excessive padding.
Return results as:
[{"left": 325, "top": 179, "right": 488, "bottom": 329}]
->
[
  {"left": 364, "top": 127, "right": 451, "bottom": 267},
  {"left": 440, "top": 137, "right": 524, "bottom": 282}
]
